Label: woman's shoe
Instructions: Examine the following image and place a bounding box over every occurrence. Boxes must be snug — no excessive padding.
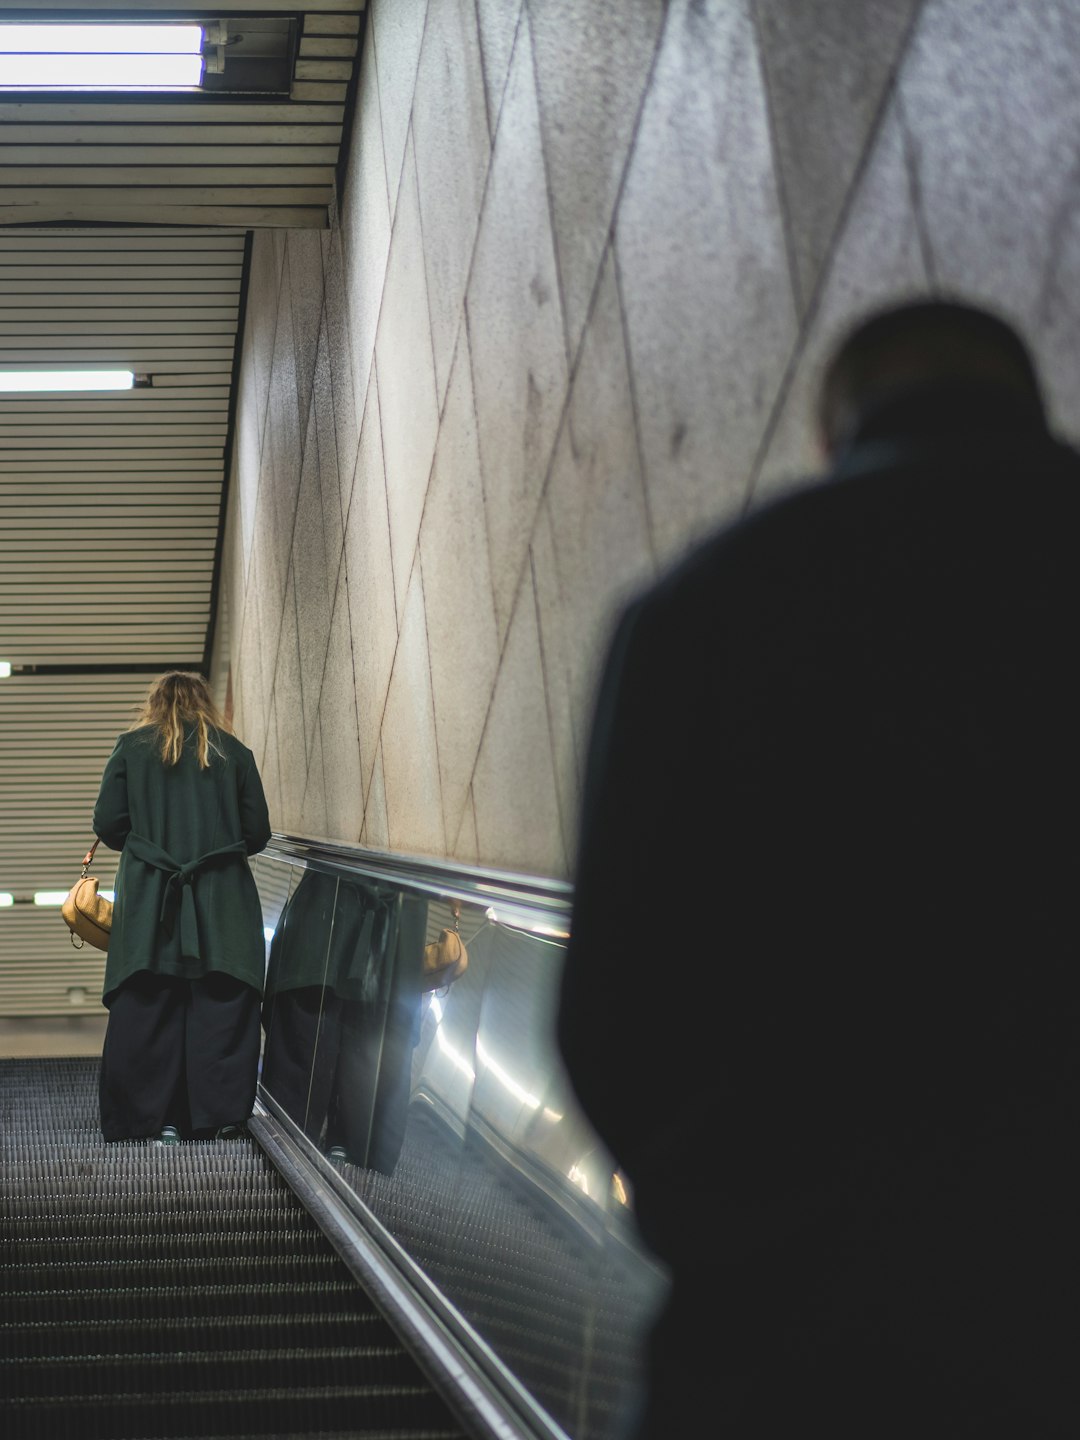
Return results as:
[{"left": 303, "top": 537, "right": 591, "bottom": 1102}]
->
[
  {"left": 214, "top": 1123, "right": 246, "bottom": 1140},
  {"left": 154, "top": 1125, "right": 181, "bottom": 1146}
]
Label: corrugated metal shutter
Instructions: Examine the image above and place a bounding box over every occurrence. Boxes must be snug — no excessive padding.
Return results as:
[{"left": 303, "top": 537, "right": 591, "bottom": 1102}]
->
[
  {"left": 0, "top": 673, "right": 147, "bottom": 1015},
  {"left": 0, "top": 226, "right": 244, "bottom": 667}
]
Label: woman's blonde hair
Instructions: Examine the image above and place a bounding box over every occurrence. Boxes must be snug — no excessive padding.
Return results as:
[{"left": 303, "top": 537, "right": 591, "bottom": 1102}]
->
[{"left": 132, "top": 670, "right": 230, "bottom": 769}]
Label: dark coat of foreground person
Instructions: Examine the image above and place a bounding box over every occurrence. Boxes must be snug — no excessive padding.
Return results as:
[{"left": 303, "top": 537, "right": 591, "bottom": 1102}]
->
[{"left": 558, "top": 301, "right": 1080, "bottom": 1437}]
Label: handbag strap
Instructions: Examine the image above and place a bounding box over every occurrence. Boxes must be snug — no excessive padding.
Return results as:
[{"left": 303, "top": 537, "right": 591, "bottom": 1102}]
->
[{"left": 81, "top": 838, "right": 100, "bottom": 876}]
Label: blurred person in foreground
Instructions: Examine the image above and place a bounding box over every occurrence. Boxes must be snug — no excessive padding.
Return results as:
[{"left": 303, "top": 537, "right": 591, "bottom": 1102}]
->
[
  {"left": 94, "top": 670, "right": 271, "bottom": 1144},
  {"left": 558, "top": 299, "right": 1080, "bottom": 1437}
]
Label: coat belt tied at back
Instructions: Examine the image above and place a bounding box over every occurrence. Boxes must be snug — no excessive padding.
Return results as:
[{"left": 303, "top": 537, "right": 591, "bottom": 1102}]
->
[{"left": 125, "top": 834, "right": 248, "bottom": 960}]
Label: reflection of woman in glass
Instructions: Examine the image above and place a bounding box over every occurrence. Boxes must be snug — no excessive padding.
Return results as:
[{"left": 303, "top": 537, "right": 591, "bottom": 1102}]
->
[
  {"left": 93, "top": 671, "right": 271, "bottom": 1144},
  {"left": 262, "top": 872, "right": 426, "bottom": 1172}
]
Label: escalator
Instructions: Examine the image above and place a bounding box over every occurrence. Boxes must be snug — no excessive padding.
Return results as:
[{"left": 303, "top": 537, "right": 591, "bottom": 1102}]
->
[{"left": 0, "top": 1055, "right": 470, "bottom": 1440}]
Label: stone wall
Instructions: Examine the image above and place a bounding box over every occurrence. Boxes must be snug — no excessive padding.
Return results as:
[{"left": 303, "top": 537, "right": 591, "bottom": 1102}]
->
[{"left": 221, "top": 0, "right": 1080, "bottom": 877}]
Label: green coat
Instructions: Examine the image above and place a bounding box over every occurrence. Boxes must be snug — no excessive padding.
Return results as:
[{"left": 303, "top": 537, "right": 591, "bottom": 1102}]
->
[{"left": 93, "top": 726, "right": 272, "bottom": 1004}]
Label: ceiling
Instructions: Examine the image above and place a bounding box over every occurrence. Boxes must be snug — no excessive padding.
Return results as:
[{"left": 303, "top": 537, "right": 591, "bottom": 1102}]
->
[{"left": 0, "top": 1, "right": 364, "bottom": 1017}]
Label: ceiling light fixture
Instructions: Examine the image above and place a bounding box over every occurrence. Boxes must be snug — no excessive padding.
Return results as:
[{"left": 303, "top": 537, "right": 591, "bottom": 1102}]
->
[
  {"left": 0, "top": 370, "right": 134, "bottom": 393},
  {"left": 0, "top": 662, "right": 11, "bottom": 679},
  {"left": 0, "top": 893, "right": 12, "bottom": 907},
  {"left": 0, "top": 24, "right": 204, "bottom": 89},
  {"left": 34, "top": 892, "right": 69, "bottom": 907}
]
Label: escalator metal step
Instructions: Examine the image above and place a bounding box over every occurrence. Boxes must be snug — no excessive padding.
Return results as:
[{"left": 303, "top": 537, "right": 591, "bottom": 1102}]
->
[
  {"left": 3, "top": 1227, "right": 333, "bottom": 1262},
  {"left": 4, "top": 1346, "right": 442, "bottom": 1398},
  {"left": 9, "top": 1386, "right": 465, "bottom": 1440},
  {"left": 0, "top": 1279, "right": 369, "bottom": 1326},
  {"left": 2, "top": 1309, "right": 391, "bottom": 1358},
  {"left": 1, "top": 1057, "right": 469, "bottom": 1440}
]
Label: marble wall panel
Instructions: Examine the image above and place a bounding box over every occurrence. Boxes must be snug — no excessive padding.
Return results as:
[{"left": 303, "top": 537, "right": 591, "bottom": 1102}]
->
[
  {"left": 452, "top": 789, "right": 479, "bottom": 865},
  {"left": 223, "top": 463, "right": 246, "bottom": 706},
  {"left": 471, "top": 575, "right": 566, "bottom": 876},
  {"left": 752, "top": 0, "right": 922, "bottom": 315},
  {"left": 473, "top": 0, "right": 524, "bottom": 135},
  {"left": 528, "top": 0, "right": 664, "bottom": 357},
  {"left": 319, "top": 559, "right": 365, "bottom": 843},
  {"left": 466, "top": 14, "right": 569, "bottom": 640},
  {"left": 311, "top": 320, "right": 345, "bottom": 599},
  {"left": 234, "top": 342, "right": 263, "bottom": 583},
  {"left": 273, "top": 570, "right": 306, "bottom": 833},
  {"left": 369, "top": 0, "right": 430, "bottom": 223},
  {"left": 615, "top": 0, "right": 797, "bottom": 567},
  {"left": 896, "top": 0, "right": 1080, "bottom": 441},
  {"left": 300, "top": 723, "right": 329, "bottom": 841},
  {"left": 291, "top": 390, "right": 333, "bottom": 762},
  {"left": 339, "top": 23, "right": 393, "bottom": 435},
  {"left": 245, "top": 231, "right": 279, "bottom": 456},
  {"left": 530, "top": 248, "right": 656, "bottom": 859},
  {"left": 378, "top": 565, "right": 446, "bottom": 856},
  {"left": 320, "top": 223, "right": 361, "bottom": 524},
  {"left": 418, "top": 330, "right": 501, "bottom": 851},
  {"left": 361, "top": 740, "right": 390, "bottom": 849},
  {"left": 526, "top": 526, "right": 577, "bottom": 866},
  {"left": 372, "top": 133, "right": 440, "bottom": 622},
  {"left": 754, "top": 103, "right": 930, "bottom": 505},
  {"left": 250, "top": 473, "right": 286, "bottom": 740},
  {"left": 286, "top": 230, "right": 325, "bottom": 454},
  {"left": 261, "top": 691, "right": 283, "bottom": 829},
  {"left": 264, "top": 283, "right": 304, "bottom": 593},
  {"left": 234, "top": 548, "right": 265, "bottom": 762},
  {"left": 1028, "top": 195, "right": 1080, "bottom": 450},
  {"left": 344, "top": 367, "right": 399, "bottom": 788},
  {"left": 412, "top": 0, "right": 490, "bottom": 406}
]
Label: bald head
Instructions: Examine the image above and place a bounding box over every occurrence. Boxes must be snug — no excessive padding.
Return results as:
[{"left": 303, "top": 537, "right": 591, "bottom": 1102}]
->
[{"left": 818, "top": 300, "right": 1045, "bottom": 457}]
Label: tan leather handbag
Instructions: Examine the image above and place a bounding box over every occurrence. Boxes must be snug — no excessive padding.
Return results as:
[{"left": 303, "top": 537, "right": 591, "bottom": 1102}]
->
[
  {"left": 61, "top": 839, "right": 112, "bottom": 952},
  {"left": 422, "top": 900, "right": 467, "bottom": 992}
]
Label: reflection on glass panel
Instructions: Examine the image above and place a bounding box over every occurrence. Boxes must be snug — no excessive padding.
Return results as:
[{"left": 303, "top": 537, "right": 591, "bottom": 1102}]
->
[
  {"left": 260, "top": 863, "right": 337, "bottom": 1136},
  {"left": 256, "top": 856, "right": 665, "bottom": 1440},
  {"left": 263, "top": 868, "right": 430, "bottom": 1172},
  {"left": 444, "top": 918, "right": 663, "bottom": 1440}
]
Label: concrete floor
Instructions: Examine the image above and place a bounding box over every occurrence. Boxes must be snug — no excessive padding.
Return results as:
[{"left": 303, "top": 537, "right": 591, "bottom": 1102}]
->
[{"left": 0, "top": 1015, "right": 107, "bottom": 1058}]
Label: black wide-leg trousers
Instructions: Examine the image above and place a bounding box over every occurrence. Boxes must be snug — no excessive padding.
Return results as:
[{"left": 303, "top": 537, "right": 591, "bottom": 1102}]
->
[{"left": 99, "top": 970, "right": 261, "bottom": 1141}]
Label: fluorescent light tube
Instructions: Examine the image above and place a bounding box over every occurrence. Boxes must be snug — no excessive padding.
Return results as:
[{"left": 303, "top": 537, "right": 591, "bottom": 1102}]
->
[
  {"left": 34, "top": 892, "right": 69, "bottom": 907},
  {"left": 0, "top": 370, "right": 134, "bottom": 392},
  {"left": 0, "top": 25, "right": 203, "bottom": 54},
  {"left": 0, "top": 24, "right": 204, "bottom": 89},
  {"left": 0, "top": 893, "right": 12, "bottom": 907},
  {"left": 0, "top": 662, "right": 11, "bottom": 678}
]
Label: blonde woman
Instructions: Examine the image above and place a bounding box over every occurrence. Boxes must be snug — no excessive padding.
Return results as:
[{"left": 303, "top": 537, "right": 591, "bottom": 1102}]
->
[{"left": 93, "top": 670, "right": 271, "bottom": 1143}]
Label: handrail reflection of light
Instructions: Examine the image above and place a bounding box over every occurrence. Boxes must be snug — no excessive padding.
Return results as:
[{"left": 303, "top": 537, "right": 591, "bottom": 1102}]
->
[
  {"left": 567, "top": 1163, "right": 591, "bottom": 1197},
  {"left": 427, "top": 994, "right": 564, "bottom": 1120},
  {"left": 475, "top": 1037, "right": 548, "bottom": 1113},
  {"left": 428, "top": 994, "right": 477, "bottom": 1083},
  {"left": 481, "top": 903, "right": 570, "bottom": 940}
]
